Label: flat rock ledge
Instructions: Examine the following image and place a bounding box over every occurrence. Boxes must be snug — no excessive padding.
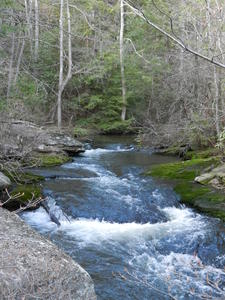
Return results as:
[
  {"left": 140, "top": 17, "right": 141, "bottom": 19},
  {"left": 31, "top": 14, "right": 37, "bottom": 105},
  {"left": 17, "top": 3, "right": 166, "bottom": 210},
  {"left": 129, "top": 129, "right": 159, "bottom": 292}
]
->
[{"left": 0, "top": 208, "right": 96, "bottom": 300}]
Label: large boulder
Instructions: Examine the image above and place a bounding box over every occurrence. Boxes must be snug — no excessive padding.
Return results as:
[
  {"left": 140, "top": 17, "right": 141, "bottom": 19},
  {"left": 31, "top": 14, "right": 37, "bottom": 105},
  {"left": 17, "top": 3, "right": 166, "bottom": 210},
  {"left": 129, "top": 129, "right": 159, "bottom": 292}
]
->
[
  {"left": 0, "top": 208, "right": 96, "bottom": 300},
  {"left": 0, "top": 172, "right": 11, "bottom": 190},
  {"left": 41, "top": 133, "right": 85, "bottom": 156},
  {"left": 0, "top": 120, "right": 85, "bottom": 157}
]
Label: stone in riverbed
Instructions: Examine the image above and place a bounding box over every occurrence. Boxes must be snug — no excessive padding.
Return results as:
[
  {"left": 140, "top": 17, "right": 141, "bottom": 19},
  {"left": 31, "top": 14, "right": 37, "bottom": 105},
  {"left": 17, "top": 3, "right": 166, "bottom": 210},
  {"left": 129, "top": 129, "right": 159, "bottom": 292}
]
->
[
  {"left": 0, "top": 172, "right": 11, "bottom": 190},
  {"left": 0, "top": 208, "right": 96, "bottom": 300}
]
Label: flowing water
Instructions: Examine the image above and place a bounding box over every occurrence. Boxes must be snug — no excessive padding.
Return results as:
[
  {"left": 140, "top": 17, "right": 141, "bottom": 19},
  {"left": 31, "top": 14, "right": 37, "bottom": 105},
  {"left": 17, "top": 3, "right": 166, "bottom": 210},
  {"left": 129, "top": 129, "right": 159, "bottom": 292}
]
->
[{"left": 22, "top": 136, "right": 225, "bottom": 299}]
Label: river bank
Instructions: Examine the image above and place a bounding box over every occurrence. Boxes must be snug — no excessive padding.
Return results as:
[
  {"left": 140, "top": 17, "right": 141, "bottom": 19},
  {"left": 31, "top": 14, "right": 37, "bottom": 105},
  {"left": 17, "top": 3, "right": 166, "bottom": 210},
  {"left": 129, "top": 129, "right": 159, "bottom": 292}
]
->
[
  {"left": 147, "top": 146, "right": 225, "bottom": 221},
  {"left": 20, "top": 136, "right": 225, "bottom": 299},
  {"left": 0, "top": 122, "right": 98, "bottom": 299}
]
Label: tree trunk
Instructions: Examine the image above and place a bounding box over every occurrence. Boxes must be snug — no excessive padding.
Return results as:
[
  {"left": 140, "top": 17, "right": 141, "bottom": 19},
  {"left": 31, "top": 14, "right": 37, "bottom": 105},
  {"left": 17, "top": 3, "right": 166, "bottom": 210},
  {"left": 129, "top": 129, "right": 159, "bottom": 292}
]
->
[
  {"left": 7, "top": 32, "right": 15, "bottom": 99},
  {"left": 57, "top": 0, "right": 72, "bottom": 130},
  {"left": 34, "top": 0, "right": 39, "bottom": 62},
  {"left": 120, "top": 0, "right": 127, "bottom": 121},
  {"left": 24, "top": 0, "right": 33, "bottom": 55},
  {"left": 13, "top": 38, "right": 25, "bottom": 85},
  {"left": 58, "top": 0, "right": 64, "bottom": 130},
  {"left": 214, "top": 66, "right": 220, "bottom": 136}
]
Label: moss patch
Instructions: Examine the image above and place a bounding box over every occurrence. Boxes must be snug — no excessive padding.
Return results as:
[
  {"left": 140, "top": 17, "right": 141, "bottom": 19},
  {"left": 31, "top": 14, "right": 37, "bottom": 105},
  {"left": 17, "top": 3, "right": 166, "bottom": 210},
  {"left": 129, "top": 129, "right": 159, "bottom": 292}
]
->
[
  {"left": 184, "top": 148, "right": 219, "bottom": 160},
  {"left": 3, "top": 184, "right": 42, "bottom": 211},
  {"left": 12, "top": 185, "right": 42, "bottom": 203},
  {"left": 4, "top": 170, "right": 44, "bottom": 184},
  {"left": 147, "top": 158, "right": 219, "bottom": 181},
  {"left": 35, "top": 154, "right": 71, "bottom": 167},
  {"left": 158, "top": 146, "right": 219, "bottom": 161},
  {"left": 146, "top": 156, "right": 225, "bottom": 221}
]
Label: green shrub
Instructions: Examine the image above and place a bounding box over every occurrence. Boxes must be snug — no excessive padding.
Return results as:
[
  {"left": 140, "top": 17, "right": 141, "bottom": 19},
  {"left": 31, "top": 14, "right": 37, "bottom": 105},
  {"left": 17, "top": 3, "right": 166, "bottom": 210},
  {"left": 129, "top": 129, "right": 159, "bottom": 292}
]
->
[
  {"left": 74, "top": 127, "right": 89, "bottom": 138},
  {"left": 99, "top": 119, "right": 135, "bottom": 135}
]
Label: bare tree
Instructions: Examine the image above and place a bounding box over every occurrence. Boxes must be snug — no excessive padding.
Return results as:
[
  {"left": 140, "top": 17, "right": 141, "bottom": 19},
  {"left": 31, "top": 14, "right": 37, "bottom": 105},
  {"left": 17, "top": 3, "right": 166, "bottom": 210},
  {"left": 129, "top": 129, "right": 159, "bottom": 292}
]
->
[
  {"left": 34, "top": 0, "right": 39, "bottom": 62},
  {"left": 120, "top": 0, "right": 127, "bottom": 121},
  {"left": 7, "top": 30, "right": 15, "bottom": 99},
  {"left": 125, "top": 0, "right": 225, "bottom": 69},
  {"left": 58, "top": 0, "right": 72, "bottom": 130}
]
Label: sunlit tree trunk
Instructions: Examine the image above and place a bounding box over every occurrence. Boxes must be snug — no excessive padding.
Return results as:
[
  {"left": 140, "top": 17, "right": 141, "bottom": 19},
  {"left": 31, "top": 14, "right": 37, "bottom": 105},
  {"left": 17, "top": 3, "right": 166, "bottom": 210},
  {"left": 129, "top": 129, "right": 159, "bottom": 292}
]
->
[
  {"left": 24, "top": 0, "right": 33, "bottom": 55},
  {"left": 120, "top": 0, "right": 127, "bottom": 121},
  {"left": 7, "top": 31, "right": 15, "bottom": 99},
  {"left": 57, "top": 0, "right": 72, "bottom": 130},
  {"left": 34, "top": 0, "right": 39, "bottom": 62}
]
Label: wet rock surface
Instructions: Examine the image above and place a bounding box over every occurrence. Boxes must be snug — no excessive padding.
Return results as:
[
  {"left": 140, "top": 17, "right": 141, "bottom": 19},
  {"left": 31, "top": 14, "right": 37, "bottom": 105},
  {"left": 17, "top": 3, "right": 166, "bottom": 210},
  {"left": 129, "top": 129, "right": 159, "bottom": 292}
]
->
[
  {"left": 0, "top": 208, "right": 96, "bottom": 300},
  {"left": 0, "top": 172, "right": 11, "bottom": 190}
]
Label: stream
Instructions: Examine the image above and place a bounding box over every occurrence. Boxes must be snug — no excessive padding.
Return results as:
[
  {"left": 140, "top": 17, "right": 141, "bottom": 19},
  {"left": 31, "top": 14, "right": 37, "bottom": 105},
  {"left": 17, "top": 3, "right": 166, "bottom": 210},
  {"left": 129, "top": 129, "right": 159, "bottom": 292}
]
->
[{"left": 22, "top": 136, "right": 225, "bottom": 299}]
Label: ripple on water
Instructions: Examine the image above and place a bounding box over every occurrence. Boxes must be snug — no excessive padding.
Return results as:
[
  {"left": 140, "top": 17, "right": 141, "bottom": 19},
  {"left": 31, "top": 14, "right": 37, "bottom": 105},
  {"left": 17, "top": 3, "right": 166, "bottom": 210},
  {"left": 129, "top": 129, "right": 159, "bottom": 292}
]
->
[{"left": 21, "top": 143, "right": 225, "bottom": 300}]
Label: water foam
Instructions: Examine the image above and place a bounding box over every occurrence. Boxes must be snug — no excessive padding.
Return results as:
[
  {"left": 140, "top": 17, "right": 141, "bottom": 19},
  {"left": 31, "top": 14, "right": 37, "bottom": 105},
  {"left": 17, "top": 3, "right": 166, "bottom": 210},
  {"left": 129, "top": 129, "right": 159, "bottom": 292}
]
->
[
  {"left": 23, "top": 205, "right": 205, "bottom": 247},
  {"left": 130, "top": 251, "right": 225, "bottom": 298},
  {"left": 83, "top": 147, "right": 132, "bottom": 157}
]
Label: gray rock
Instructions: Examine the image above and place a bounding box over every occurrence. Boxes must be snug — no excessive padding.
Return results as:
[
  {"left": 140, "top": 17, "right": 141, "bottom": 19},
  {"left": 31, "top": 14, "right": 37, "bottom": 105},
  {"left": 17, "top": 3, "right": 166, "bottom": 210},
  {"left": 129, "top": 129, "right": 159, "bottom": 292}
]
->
[
  {"left": 0, "top": 120, "right": 85, "bottom": 157},
  {"left": 0, "top": 208, "right": 96, "bottom": 300},
  {"left": 0, "top": 172, "right": 11, "bottom": 190},
  {"left": 195, "top": 172, "right": 214, "bottom": 184},
  {"left": 195, "top": 163, "right": 225, "bottom": 187},
  {"left": 44, "top": 133, "right": 85, "bottom": 156}
]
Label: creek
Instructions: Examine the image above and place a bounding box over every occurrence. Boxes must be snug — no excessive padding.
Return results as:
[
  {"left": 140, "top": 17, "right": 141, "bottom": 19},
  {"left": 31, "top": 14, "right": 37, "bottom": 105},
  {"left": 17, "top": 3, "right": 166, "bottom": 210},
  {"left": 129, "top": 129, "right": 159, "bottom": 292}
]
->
[{"left": 22, "top": 136, "right": 225, "bottom": 299}]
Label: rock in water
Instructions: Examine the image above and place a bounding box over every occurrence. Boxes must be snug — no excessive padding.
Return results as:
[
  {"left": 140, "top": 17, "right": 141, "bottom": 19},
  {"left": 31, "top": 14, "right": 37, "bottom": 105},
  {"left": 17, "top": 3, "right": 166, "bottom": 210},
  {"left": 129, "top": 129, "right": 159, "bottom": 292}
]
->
[
  {"left": 0, "top": 208, "right": 96, "bottom": 300},
  {"left": 0, "top": 172, "right": 11, "bottom": 190}
]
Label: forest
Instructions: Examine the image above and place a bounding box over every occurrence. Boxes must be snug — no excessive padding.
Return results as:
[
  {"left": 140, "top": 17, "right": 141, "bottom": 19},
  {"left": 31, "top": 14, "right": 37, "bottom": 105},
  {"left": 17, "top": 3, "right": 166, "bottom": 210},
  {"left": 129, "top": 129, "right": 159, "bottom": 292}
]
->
[
  {"left": 1, "top": 0, "right": 225, "bottom": 147},
  {"left": 1, "top": 1, "right": 225, "bottom": 300}
]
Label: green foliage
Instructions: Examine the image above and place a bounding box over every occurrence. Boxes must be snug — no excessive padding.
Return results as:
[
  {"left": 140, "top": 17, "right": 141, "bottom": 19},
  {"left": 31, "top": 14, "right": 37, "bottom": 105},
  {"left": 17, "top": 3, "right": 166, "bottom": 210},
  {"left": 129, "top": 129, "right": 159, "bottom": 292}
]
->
[
  {"left": 74, "top": 127, "right": 90, "bottom": 138},
  {"left": 99, "top": 119, "right": 134, "bottom": 134}
]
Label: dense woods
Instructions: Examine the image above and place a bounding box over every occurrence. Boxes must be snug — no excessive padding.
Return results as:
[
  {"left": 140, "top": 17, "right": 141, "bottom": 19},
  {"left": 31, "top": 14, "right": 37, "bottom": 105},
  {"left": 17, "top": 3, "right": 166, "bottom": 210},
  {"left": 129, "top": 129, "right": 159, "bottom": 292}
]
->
[{"left": 1, "top": 0, "right": 225, "bottom": 147}]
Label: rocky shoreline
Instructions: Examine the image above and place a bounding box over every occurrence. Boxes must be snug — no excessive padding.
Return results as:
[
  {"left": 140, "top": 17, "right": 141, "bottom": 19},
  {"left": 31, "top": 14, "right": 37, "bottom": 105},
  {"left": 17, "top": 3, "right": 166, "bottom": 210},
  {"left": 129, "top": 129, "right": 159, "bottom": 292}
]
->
[
  {"left": 147, "top": 146, "right": 225, "bottom": 221},
  {"left": 0, "top": 121, "right": 85, "bottom": 211},
  {"left": 0, "top": 121, "right": 97, "bottom": 299}
]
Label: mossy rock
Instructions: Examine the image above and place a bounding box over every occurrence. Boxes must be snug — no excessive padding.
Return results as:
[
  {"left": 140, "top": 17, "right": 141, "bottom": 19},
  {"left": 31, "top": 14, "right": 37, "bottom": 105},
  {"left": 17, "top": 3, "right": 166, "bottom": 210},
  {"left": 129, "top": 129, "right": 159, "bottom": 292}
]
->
[
  {"left": 146, "top": 158, "right": 219, "bottom": 181},
  {"left": 4, "top": 170, "right": 44, "bottom": 184},
  {"left": 146, "top": 157, "right": 225, "bottom": 221},
  {"left": 35, "top": 154, "right": 71, "bottom": 167},
  {"left": 184, "top": 148, "right": 219, "bottom": 160},
  {"left": 174, "top": 183, "right": 225, "bottom": 221},
  {"left": 158, "top": 146, "right": 219, "bottom": 161},
  {"left": 3, "top": 184, "right": 42, "bottom": 211}
]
